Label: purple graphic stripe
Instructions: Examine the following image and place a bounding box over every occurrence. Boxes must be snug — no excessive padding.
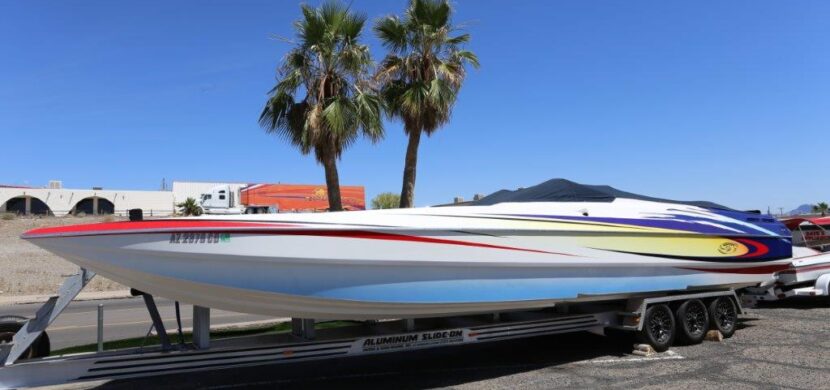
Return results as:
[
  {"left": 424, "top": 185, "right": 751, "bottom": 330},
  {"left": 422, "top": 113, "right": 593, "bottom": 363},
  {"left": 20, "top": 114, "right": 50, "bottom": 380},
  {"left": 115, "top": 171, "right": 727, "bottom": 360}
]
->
[{"left": 507, "top": 214, "right": 745, "bottom": 235}]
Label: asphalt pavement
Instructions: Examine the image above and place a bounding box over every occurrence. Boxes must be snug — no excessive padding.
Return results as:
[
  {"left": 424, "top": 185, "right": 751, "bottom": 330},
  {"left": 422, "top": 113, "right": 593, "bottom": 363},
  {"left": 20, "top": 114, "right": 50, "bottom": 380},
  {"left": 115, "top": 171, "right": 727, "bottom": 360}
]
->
[
  {"left": 32, "top": 296, "right": 830, "bottom": 389},
  {"left": 0, "top": 297, "right": 277, "bottom": 350}
]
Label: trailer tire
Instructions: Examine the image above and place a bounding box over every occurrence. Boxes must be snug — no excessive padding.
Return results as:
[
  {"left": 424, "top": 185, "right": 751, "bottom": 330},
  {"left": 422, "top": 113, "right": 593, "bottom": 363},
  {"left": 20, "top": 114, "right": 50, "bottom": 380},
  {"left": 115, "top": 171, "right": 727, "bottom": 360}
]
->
[
  {"left": 0, "top": 316, "right": 51, "bottom": 359},
  {"left": 675, "top": 299, "right": 709, "bottom": 344},
  {"left": 34, "top": 329, "right": 51, "bottom": 357},
  {"left": 708, "top": 297, "right": 737, "bottom": 338},
  {"left": 636, "top": 304, "right": 675, "bottom": 352}
]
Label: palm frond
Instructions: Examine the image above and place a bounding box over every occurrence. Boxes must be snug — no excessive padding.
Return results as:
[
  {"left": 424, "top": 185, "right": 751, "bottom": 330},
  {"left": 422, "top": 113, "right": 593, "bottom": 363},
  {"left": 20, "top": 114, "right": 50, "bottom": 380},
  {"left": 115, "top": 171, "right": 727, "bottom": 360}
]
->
[
  {"left": 320, "top": 1, "right": 347, "bottom": 26},
  {"left": 435, "top": 60, "right": 464, "bottom": 88},
  {"left": 453, "top": 50, "right": 480, "bottom": 68},
  {"left": 354, "top": 90, "right": 384, "bottom": 142},
  {"left": 322, "top": 97, "right": 351, "bottom": 136},
  {"left": 374, "top": 16, "right": 408, "bottom": 52},
  {"left": 375, "top": 55, "right": 405, "bottom": 82},
  {"left": 445, "top": 33, "right": 469, "bottom": 45},
  {"left": 409, "top": 0, "right": 451, "bottom": 29},
  {"left": 298, "top": 4, "right": 325, "bottom": 47},
  {"left": 338, "top": 44, "right": 372, "bottom": 75},
  {"left": 339, "top": 11, "right": 367, "bottom": 42}
]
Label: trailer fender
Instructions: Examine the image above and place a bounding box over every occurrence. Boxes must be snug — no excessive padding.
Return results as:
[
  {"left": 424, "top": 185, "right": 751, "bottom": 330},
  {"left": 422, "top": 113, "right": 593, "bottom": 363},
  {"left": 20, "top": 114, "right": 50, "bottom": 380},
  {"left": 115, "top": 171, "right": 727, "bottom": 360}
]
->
[{"left": 814, "top": 274, "right": 830, "bottom": 296}]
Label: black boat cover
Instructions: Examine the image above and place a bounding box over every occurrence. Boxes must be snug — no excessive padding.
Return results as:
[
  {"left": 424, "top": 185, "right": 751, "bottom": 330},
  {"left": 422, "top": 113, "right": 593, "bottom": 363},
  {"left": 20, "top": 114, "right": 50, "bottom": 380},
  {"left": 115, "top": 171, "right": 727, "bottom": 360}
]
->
[{"left": 469, "top": 179, "right": 732, "bottom": 210}]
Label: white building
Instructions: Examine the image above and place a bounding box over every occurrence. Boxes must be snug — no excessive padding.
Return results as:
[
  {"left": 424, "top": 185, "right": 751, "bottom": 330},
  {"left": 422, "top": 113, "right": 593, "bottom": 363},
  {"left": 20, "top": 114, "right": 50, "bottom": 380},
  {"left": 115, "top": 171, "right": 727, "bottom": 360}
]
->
[
  {"left": 0, "top": 185, "right": 174, "bottom": 217},
  {"left": 172, "top": 181, "right": 248, "bottom": 204}
]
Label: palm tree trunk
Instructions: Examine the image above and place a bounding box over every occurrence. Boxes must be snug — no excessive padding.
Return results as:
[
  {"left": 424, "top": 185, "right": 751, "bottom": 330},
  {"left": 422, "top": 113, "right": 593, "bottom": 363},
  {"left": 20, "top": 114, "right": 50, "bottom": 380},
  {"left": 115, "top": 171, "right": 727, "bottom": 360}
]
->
[
  {"left": 322, "top": 151, "right": 343, "bottom": 212},
  {"left": 399, "top": 129, "right": 422, "bottom": 208}
]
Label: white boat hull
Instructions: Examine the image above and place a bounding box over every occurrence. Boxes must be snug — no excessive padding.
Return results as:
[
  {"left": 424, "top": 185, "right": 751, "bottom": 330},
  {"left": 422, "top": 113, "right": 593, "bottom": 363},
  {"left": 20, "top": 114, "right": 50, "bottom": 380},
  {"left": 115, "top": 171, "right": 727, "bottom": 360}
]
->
[
  {"left": 24, "top": 199, "right": 794, "bottom": 319},
  {"left": 777, "top": 247, "right": 830, "bottom": 285}
]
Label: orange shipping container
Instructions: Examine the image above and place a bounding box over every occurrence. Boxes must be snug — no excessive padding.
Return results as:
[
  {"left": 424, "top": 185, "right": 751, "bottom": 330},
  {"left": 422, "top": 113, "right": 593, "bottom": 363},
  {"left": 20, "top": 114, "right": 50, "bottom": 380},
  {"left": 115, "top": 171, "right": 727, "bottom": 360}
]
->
[{"left": 240, "top": 184, "right": 366, "bottom": 212}]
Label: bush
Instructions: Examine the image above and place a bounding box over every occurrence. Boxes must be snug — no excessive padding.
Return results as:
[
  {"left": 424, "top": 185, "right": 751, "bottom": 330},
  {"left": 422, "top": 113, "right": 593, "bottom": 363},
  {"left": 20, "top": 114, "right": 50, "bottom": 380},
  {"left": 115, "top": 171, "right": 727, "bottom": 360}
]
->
[
  {"left": 177, "top": 197, "right": 203, "bottom": 216},
  {"left": 371, "top": 192, "right": 401, "bottom": 209}
]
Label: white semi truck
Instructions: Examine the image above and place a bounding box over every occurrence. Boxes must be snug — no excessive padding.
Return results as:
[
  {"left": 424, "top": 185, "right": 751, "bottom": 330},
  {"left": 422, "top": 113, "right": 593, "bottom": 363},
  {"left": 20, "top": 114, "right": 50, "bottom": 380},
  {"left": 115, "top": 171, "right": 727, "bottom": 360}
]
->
[
  {"left": 198, "top": 183, "right": 367, "bottom": 214},
  {"left": 198, "top": 184, "right": 270, "bottom": 215}
]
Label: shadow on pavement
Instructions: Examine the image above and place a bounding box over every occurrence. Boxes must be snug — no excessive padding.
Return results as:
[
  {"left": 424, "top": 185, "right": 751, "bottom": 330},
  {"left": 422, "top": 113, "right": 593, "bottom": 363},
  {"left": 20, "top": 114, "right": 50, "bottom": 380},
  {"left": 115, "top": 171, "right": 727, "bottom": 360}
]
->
[
  {"left": 94, "top": 331, "right": 632, "bottom": 389},
  {"left": 751, "top": 296, "right": 830, "bottom": 310}
]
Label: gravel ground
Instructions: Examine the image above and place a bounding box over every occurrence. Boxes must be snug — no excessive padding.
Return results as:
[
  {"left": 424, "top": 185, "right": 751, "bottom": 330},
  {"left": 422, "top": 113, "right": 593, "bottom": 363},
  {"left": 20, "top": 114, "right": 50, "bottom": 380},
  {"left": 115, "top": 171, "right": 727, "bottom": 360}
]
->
[
  {"left": 44, "top": 297, "right": 830, "bottom": 390},
  {"left": 0, "top": 216, "right": 126, "bottom": 296}
]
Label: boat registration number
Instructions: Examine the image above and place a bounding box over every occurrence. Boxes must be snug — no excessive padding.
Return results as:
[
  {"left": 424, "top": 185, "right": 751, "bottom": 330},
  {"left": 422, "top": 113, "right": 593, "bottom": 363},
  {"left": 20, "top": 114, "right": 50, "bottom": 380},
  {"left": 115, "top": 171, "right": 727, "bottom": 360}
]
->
[{"left": 169, "top": 232, "right": 230, "bottom": 244}]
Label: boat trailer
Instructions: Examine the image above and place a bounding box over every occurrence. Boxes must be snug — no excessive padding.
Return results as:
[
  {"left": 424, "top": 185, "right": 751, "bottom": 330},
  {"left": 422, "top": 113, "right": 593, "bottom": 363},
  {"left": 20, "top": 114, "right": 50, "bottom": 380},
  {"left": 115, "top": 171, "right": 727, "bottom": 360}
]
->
[{"left": 0, "top": 269, "right": 743, "bottom": 388}]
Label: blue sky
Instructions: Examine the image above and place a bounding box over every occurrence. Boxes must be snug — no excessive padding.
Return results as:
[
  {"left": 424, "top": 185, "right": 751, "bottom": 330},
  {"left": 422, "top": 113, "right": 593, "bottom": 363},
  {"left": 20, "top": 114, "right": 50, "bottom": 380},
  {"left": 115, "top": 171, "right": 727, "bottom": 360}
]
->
[{"left": 1, "top": 1, "right": 827, "bottom": 211}]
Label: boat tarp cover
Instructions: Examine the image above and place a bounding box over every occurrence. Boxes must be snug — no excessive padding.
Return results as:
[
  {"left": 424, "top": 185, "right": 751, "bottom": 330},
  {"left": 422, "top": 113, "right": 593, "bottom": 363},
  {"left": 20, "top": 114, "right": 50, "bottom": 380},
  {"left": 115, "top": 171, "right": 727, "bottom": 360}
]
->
[{"left": 469, "top": 179, "right": 732, "bottom": 210}]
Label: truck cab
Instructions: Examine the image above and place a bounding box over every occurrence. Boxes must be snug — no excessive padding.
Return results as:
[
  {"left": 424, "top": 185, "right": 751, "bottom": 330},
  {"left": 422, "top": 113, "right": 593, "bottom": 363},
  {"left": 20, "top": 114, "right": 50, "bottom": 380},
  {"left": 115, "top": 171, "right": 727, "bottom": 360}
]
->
[
  {"left": 199, "top": 185, "right": 277, "bottom": 214},
  {"left": 199, "top": 185, "right": 245, "bottom": 215}
]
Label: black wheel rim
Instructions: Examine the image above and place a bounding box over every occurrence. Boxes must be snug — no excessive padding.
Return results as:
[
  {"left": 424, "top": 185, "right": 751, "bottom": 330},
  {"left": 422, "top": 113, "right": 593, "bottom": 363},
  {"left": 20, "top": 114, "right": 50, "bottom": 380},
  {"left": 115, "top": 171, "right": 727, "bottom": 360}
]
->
[
  {"left": 685, "top": 302, "right": 707, "bottom": 336},
  {"left": 715, "top": 300, "right": 736, "bottom": 331},
  {"left": 648, "top": 307, "right": 672, "bottom": 344},
  {"left": 0, "top": 331, "right": 34, "bottom": 359}
]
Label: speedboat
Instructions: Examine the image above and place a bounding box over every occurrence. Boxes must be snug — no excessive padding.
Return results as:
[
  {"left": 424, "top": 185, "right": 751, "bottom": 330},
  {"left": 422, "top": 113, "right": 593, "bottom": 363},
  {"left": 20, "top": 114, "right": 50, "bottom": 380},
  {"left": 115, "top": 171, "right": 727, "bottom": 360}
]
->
[
  {"left": 780, "top": 216, "right": 830, "bottom": 284},
  {"left": 777, "top": 217, "right": 830, "bottom": 285},
  {"left": 21, "top": 179, "right": 793, "bottom": 319},
  {"left": 741, "top": 216, "right": 830, "bottom": 302}
]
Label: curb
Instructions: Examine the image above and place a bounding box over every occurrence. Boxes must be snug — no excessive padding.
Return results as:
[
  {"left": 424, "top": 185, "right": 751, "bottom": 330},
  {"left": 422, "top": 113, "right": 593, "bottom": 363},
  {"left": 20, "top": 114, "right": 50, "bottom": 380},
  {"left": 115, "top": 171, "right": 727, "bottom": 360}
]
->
[
  {"left": 150, "top": 319, "right": 292, "bottom": 335},
  {"left": 0, "top": 290, "right": 133, "bottom": 306}
]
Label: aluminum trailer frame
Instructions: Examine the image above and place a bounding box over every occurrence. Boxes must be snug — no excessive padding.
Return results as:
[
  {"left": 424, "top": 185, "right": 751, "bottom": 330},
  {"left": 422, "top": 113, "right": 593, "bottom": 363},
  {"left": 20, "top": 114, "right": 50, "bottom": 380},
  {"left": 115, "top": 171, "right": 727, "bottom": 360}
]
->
[
  {"left": 0, "top": 270, "right": 743, "bottom": 389},
  {"left": 741, "top": 274, "right": 830, "bottom": 305}
]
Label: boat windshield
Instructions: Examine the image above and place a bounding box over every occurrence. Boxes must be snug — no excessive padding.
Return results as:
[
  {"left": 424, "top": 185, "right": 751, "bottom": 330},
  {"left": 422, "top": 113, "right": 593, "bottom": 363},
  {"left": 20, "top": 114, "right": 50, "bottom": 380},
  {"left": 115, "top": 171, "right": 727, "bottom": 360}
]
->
[{"left": 793, "top": 222, "right": 830, "bottom": 251}]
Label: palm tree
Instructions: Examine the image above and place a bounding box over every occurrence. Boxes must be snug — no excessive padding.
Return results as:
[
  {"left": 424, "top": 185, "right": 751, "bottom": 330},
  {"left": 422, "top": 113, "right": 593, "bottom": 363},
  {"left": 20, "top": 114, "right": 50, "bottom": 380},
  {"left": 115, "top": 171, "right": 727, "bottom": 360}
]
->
[
  {"left": 371, "top": 192, "right": 401, "bottom": 209},
  {"left": 260, "top": 1, "right": 384, "bottom": 211},
  {"left": 177, "top": 197, "right": 203, "bottom": 216},
  {"left": 813, "top": 202, "right": 829, "bottom": 216},
  {"left": 374, "top": 0, "right": 479, "bottom": 208}
]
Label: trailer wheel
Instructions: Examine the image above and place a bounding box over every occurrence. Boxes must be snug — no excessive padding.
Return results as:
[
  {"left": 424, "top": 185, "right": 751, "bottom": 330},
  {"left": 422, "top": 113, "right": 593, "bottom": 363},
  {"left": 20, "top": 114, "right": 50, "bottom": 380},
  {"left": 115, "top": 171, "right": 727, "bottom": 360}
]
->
[
  {"left": 0, "top": 316, "right": 51, "bottom": 359},
  {"left": 675, "top": 299, "right": 709, "bottom": 344},
  {"left": 708, "top": 297, "right": 737, "bottom": 338},
  {"left": 636, "top": 304, "right": 675, "bottom": 352}
]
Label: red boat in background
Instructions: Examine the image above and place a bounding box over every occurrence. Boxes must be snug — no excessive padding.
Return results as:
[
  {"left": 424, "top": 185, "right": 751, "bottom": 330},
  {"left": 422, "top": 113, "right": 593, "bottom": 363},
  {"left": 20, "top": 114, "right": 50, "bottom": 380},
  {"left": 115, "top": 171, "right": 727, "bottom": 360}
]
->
[{"left": 742, "top": 215, "right": 830, "bottom": 303}]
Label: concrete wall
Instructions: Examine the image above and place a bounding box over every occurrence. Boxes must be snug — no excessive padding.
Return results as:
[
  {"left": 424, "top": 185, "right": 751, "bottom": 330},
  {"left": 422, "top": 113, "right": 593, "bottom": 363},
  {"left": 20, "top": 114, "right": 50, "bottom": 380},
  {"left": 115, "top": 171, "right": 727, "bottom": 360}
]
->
[{"left": 0, "top": 188, "right": 174, "bottom": 217}]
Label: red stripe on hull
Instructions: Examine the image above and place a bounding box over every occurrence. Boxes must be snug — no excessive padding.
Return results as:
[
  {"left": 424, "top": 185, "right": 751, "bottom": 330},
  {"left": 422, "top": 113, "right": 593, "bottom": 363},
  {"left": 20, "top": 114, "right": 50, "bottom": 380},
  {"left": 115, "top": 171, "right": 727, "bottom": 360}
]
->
[
  {"left": 269, "top": 230, "right": 574, "bottom": 256},
  {"left": 22, "top": 222, "right": 575, "bottom": 257},
  {"left": 23, "top": 220, "right": 299, "bottom": 237},
  {"left": 680, "top": 264, "right": 790, "bottom": 274},
  {"left": 735, "top": 238, "right": 770, "bottom": 258}
]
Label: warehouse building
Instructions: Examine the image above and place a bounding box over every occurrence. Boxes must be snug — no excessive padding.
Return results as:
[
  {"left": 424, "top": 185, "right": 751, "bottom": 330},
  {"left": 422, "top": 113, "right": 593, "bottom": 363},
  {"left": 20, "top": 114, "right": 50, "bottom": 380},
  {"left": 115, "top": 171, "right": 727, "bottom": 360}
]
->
[{"left": 0, "top": 181, "right": 174, "bottom": 217}]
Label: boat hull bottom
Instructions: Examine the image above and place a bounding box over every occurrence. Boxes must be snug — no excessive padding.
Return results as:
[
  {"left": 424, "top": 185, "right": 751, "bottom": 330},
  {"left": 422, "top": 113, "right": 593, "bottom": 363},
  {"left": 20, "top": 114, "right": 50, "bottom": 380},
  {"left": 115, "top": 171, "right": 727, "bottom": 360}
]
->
[{"left": 60, "top": 255, "right": 758, "bottom": 320}]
